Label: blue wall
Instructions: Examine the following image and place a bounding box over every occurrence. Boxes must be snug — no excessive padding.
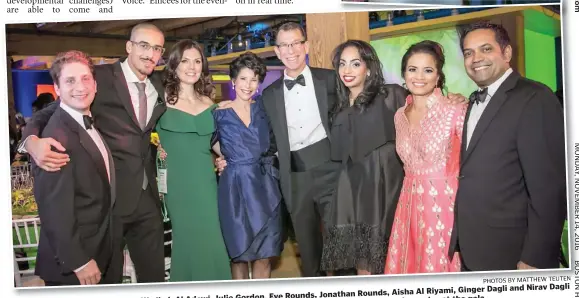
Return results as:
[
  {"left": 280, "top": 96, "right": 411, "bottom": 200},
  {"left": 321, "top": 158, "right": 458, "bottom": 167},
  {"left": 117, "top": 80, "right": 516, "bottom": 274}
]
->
[{"left": 12, "top": 69, "right": 53, "bottom": 117}]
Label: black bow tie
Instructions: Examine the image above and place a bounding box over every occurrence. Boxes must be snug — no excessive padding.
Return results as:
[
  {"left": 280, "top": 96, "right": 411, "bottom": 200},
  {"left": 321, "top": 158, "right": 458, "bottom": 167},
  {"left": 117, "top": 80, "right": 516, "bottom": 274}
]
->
[
  {"left": 284, "top": 74, "right": 306, "bottom": 90},
  {"left": 83, "top": 115, "right": 94, "bottom": 130},
  {"left": 469, "top": 87, "right": 488, "bottom": 104}
]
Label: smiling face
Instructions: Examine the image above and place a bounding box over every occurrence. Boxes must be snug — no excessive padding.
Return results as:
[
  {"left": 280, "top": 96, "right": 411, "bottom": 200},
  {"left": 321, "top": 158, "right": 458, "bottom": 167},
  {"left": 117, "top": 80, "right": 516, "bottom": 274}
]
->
[
  {"left": 462, "top": 28, "right": 512, "bottom": 88},
  {"left": 55, "top": 62, "right": 97, "bottom": 114},
  {"left": 403, "top": 52, "right": 439, "bottom": 97},
  {"left": 233, "top": 67, "right": 259, "bottom": 101},
  {"left": 176, "top": 47, "right": 203, "bottom": 85},
  {"left": 338, "top": 46, "right": 368, "bottom": 91},
  {"left": 274, "top": 29, "right": 309, "bottom": 76}
]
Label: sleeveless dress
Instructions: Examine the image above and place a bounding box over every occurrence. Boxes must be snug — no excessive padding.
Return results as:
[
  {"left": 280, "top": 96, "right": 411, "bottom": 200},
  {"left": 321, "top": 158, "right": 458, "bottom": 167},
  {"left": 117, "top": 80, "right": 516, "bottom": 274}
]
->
[
  {"left": 385, "top": 88, "right": 466, "bottom": 274},
  {"left": 213, "top": 100, "right": 283, "bottom": 262},
  {"left": 156, "top": 105, "right": 232, "bottom": 281}
]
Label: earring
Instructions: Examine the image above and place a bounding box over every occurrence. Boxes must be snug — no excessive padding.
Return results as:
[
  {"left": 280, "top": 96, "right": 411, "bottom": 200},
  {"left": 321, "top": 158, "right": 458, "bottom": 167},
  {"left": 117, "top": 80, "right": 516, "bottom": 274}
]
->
[{"left": 232, "top": 84, "right": 235, "bottom": 90}]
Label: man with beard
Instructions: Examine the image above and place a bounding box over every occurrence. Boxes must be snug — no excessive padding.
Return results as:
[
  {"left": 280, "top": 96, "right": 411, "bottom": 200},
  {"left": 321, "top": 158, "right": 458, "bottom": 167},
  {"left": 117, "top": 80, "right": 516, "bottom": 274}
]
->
[
  {"left": 19, "top": 23, "right": 168, "bottom": 283},
  {"left": 448, "top": 21, "right": 566, "bottom": 271}
]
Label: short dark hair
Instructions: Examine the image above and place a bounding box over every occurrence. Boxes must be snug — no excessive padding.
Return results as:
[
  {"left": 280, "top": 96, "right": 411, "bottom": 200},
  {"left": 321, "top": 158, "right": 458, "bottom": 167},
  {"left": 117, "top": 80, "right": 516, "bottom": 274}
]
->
[
  {"left": 229, "top": 52, "right": 267, "bottom": 83},
  {"left": 276, "top": 22, "right": 307, "bottom": 42},
  {"left": 49, "top": 50, "right": 95, "bottom": 86},
  {"left": 459, "top": 21, "right": 511, "bottom": 53}
]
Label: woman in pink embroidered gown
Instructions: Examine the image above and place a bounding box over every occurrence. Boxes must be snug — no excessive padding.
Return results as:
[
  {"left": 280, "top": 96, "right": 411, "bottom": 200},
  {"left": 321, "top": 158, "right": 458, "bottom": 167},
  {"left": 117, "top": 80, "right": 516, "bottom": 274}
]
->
[{"left": 385, "top": 40, "right": 467, "bottom": 274}]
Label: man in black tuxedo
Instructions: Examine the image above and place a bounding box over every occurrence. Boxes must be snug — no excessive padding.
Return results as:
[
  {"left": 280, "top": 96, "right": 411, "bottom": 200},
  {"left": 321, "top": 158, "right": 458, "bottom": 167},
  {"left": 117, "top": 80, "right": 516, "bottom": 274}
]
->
[
  {"left": 448, "top": 21, "right": 567, "bottom": 271},
  {"left": 218, "top": 22, "right": 340, "bottom": 277},
  {"left": 33, "top": 51, "right": 115, "bottom": 286},
  {"left": 20, "top": 23, "right": 167, "bottom": 283},
  {"left": 264, "top": 22, "right": 341, "bottom": 277}
]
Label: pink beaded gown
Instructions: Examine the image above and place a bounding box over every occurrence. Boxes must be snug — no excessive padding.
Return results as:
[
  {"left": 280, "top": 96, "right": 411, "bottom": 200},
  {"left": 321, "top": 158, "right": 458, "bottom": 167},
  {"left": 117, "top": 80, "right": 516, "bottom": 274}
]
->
[{"left": 385, "top": 88, "right": 466, "bottom": 274}]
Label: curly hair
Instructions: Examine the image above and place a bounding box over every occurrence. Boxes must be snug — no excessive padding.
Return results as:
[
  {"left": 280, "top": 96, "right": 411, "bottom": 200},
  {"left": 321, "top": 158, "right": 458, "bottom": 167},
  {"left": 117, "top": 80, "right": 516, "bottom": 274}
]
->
[
  {"left": 229, "top": 52, "right": 267, "bottom": 83},
  {"left": 163, "top": 39, "right": 213, "bottom": 105}
]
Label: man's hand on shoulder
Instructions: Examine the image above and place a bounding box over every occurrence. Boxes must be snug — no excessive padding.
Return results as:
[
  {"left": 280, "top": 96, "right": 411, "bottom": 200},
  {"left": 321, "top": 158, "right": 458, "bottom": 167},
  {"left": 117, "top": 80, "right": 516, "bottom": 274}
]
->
[
  {"left": 216, "top": 100, "right": 233, "bottom": 110},
  {"left": 26, "top": 135, "right": 70, "bottom": 172},
  {"left": 447, "top": 92, "right": 468, "bottom": 105}
]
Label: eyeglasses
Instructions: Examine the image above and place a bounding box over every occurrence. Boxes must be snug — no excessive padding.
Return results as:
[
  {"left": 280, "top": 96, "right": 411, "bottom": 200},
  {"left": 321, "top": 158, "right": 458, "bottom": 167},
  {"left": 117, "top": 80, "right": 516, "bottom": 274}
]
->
[
  {"left": 276, "top": 40, "right": 306, "bottom": 51},
  {"left": 130, "top": 41, "right": 165, "bottom": 55}
]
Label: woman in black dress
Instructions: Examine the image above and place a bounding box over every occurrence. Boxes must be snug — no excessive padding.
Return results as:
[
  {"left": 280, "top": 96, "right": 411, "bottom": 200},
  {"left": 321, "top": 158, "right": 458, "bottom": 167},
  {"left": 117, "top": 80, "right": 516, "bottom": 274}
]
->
[{"left": 320, "top": 40, "right": 406, "bottom": 275}]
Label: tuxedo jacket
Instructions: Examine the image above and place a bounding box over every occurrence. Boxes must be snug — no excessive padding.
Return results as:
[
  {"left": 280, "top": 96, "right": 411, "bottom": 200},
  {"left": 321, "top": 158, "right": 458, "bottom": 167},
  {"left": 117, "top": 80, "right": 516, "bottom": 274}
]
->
[
  {"left": 448, "top": 71, "right": 567, "bottom": 270},
  {"left": 261, "top": 67, "right": 338, "bottom": 203},
  {"left": 23, "top": 59, "right": 167, "bottom": 216},
  {"left": 33, "top": 107, "right": 116, "bottom": 284}
]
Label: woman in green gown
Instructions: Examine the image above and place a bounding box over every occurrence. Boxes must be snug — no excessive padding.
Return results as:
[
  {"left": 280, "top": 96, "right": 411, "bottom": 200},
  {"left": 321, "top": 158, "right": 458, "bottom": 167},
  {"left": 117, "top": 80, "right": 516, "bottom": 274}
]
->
[{"left": 156, "top": 39, "right": 231, "bottom": 281}]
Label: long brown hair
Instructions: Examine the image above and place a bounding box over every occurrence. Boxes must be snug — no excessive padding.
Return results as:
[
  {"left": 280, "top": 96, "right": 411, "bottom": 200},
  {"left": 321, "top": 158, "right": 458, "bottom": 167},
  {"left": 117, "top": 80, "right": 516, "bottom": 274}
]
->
[{"left": 163, "top": 39, "right": 213, "bottom": 105}]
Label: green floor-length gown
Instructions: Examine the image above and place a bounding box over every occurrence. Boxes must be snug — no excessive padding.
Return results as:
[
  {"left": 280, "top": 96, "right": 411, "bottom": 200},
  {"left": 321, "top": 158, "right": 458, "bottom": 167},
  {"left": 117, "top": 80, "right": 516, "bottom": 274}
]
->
[{"left": 156, "top": 105, "right": 231, "bottom": 282}]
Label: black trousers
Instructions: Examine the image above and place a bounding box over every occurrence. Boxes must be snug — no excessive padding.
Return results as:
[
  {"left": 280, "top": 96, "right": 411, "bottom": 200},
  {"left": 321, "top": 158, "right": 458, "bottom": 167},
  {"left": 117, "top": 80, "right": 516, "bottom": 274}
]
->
[
  {"left": 104, "top": 185, "right": 166, "bottom": 283},
  {"left": 287, "top": 161, "right": 339, "bottom": 277}
]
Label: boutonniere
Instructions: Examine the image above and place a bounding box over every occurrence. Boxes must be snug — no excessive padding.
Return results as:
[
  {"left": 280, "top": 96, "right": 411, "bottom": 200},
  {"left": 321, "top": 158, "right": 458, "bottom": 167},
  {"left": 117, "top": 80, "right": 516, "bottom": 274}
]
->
[{"left": 154, "top": 97, "right": 165, "bottom": 108}]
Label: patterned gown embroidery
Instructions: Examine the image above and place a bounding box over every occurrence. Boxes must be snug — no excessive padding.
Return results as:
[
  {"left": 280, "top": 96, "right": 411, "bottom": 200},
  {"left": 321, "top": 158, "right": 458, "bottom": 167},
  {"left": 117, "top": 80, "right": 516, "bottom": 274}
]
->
[{"left": 385, "top": 88, "right": 466, "bottom": 274}]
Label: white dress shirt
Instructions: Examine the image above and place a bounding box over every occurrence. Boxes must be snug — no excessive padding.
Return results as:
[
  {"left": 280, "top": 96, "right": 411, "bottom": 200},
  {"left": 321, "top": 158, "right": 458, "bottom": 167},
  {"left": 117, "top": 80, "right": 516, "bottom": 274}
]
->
[
  {"left": 465, "top": 68, "right": 513, "bottom": 148},
  {"left": 283, "top": 66, "right": 328, "bottom": 151},
  {"left": 60, "top": 102, "right": 111, "bottom": 272},
  {"left": 120, "top": 59, "right": 158, "bottom": 125}
]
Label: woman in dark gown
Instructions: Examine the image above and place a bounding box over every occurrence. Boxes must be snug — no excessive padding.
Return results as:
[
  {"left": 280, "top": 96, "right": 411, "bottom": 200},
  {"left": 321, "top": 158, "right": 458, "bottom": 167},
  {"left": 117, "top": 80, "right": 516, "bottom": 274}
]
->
[
  {"left": 320, "top": 40, "right": 406, "bottom": 275},
  {"left": 212, "top": 52, "right": 283, "bottom": 279}
]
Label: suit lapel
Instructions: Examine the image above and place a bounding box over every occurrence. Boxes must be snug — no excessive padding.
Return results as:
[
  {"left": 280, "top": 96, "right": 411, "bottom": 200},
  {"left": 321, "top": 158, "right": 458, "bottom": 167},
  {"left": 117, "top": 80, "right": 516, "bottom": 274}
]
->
[
  {"left": 59, "top": 108, "right": 110, "bottom": 188},
  {"left": 146, "top": 97, "right": 166, "bottom": 132},
  {"left": 311, "top": 68, "right": 330, "bottom": 135},
  {"left": 97, "top": 129, "right": 116, "bottom": 250},
  {"left": 100, "top": 131, "right": 116, "bottom": 207},
  {"left": 112, "top": 61, "right": 140, "bottom": 129},
  {"left": 146, "top": 72, "right": 167, "bottom": 131},
  {"left": 460, "top": 102, "right": 474, "bottom": 165},
  {"left": 149, "top": 72, "right": 165, "bottom": 100},
  {"left": 461, "top": 72, "right": 519, "bottom": 166},
  {"left": 271, "top": 79, "right": 290, "bottom": 151}
]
